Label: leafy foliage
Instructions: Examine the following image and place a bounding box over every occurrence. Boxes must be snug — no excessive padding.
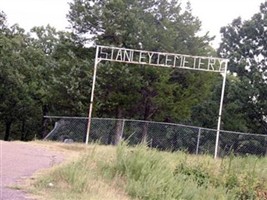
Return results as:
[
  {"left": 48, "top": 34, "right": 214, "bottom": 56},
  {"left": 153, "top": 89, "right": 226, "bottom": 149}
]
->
[
  {"left": 2, "top": 1, "right": 267, "bottom": 144},
  {"left": 68, "top": 0, "right": 215, "bottom": 122},
  {"left": 0, "top": 18, "right": 92, "bottom": 140},
  {"left": 218, "top": 2, "right": 267, "bottom": 134}
]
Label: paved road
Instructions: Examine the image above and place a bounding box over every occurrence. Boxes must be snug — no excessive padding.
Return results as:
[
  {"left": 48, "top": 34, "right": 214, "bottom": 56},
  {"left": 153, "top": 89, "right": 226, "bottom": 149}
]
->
[{"left": 0, "top": 141, "right": 64, "bottom": 200}]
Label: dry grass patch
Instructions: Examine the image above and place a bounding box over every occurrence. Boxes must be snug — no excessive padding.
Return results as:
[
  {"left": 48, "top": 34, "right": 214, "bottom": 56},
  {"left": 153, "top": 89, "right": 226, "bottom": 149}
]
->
[{"left": 24, "top": 141, "right": 131, "bottom": 200}]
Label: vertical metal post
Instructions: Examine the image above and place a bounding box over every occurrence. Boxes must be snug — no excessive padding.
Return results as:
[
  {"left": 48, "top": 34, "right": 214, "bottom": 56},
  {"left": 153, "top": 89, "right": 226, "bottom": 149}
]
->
[
  {"left": 214, "top": 68, "right": 227, "bottom": 158},
  {"left": 196, "top": 128, "right": 201, "bottom": 155},
  {"left": 85, "top": 46, "right": 100, "bottom": 145}
]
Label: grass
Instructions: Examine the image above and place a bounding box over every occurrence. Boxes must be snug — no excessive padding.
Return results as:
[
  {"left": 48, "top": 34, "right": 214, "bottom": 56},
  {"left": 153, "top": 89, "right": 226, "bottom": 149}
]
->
[
  {"left": 25, "top": 141, "right": 267, "bottom": 200},
  {"left": 25, "top": 141, "right": 130, "bottom": 200}
]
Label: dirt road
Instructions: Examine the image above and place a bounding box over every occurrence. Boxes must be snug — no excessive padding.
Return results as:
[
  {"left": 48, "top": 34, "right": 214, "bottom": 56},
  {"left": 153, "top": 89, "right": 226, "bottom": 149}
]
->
[{"left": 0, "top": 141, "right": 65, "bottom": 200}]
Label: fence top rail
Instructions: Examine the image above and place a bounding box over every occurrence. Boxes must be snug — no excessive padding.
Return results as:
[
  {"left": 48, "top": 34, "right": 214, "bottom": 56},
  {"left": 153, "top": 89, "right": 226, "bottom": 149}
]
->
[
  {"left": 219, "top": 129, "right": 267, "bottom": 137},
  {"left": 44, "top": 115, "right": 205, "bottom": 130},
  {"left": 44, "top": 116, "right": 267, "bottom": 138},
  {"left": 44, "top": 115, "right": 89, "bottom": 120}
]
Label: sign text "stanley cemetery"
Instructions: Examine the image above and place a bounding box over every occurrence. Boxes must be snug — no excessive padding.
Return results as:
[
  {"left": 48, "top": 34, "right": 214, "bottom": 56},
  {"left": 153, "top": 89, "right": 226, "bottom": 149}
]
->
[{"left": 98, "top": 46, "right": 227, "bottom": 73}]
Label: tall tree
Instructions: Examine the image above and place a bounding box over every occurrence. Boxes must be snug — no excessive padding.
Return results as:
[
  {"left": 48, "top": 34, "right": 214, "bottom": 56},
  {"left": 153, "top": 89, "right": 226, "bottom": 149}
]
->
[
  {"left": 0, "top": 22, "right": 43, "bottom": 140},
  {"left": 68, "top": 0, "right": 217, "bottom": 143},
  {"left": 0, "top": 11, "right": 95, "bottom": 140},
  {"left": 0, "top": 11, "right": 8, "bottom": 33},
  {"left": 218, "top": 2, "right": 267, "bottom": 134},
  {"left": 30, "top": 25, "right": 93, "bottom": 137}
]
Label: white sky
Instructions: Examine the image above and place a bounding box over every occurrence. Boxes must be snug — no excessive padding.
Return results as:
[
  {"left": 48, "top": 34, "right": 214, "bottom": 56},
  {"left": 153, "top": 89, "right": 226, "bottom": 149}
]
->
[
  {"left": 189, "top": 0, "right": 265, "bottom": 48},
  {"left": 0, "top": 0, "right": 265, "bottom": 48}
]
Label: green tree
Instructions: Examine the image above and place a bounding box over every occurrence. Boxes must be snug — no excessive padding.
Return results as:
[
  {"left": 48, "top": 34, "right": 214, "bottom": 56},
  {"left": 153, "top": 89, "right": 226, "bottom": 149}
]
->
[
  {"left": 68, "top": 0, "right": 217, "bottom": 144},
  {"left": 30, "top": 25, "right": 93, "bottom": 137},
  {"left": 218, "top": 2, "right": 267, "bottom": 134},
  {"left": 0, "top": 12, "right": 95, "bottom": 140},
  {"left": 0, "top": 11, "right": 8, "bottom": 33},
  {"left": 50, "top": 31, "right": 93, "bottom": 117},
  {"left": 0, "top": 21, "right": 43, "bottom": 140},
  {"left": 191, "top": 75, "right": 248, "bottom": 131}
]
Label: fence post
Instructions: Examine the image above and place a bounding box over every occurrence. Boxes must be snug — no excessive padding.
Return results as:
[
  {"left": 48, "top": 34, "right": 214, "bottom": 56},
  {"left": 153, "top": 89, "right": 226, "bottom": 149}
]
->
[{"left": 196, "top": 128, "right": 201, "bottom": 155}]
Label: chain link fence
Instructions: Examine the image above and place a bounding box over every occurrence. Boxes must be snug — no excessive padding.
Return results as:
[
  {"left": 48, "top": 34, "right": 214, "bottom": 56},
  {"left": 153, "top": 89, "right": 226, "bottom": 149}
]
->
[{"left": 43, "top": 116, "right": 267, "bottom": 157}]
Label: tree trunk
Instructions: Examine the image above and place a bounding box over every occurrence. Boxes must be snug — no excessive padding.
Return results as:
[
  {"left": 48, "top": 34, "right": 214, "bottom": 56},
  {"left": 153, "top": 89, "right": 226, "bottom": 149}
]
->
[
  {"left": 265, "top": 137, "right": 267, "bottom": 157},
  {"left": 4, "top": 121, "right": 12, "bottom": 141},
  {"left": 41, "top": 105, "right": 49, "bottom": 138},
  {"left": 20, "top": 119, "right": 26, "bottom": 141},
  {"left": 141, "top": 122, "right": 148, "bottom": 144},
  {"left": 141, "top": 98, "right": 151, "bottom": 144},
  {"left": 114, "top": 108, "right": 123, "bottom": 145},
  {"left": 172, "top": 132, "right": 178, "bottom": 151}
]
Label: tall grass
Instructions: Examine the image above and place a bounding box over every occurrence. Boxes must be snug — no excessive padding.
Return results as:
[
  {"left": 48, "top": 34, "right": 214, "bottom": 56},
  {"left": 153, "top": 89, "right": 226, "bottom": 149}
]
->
[
  {"left": 30, "top": 142, "right": 267, "bottom": 200},
  {"left": 31, "top": 144, "right": 130, "bottom": 200},
  {"left": 104, "top": 144, "right": 227, "bottom": 199},
  {"left": 103, "top": 143, "right": 267, "bottom": 200}
]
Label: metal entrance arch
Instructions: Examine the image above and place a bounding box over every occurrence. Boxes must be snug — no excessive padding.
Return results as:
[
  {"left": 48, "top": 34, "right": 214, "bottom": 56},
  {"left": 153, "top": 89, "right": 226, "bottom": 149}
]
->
[{"left": 86, "top": 45, "right": 228, "bottom": 159}]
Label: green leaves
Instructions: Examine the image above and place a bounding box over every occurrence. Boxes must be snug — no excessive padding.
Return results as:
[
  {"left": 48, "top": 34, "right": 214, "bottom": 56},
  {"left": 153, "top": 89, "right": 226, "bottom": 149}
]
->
[
  {"left": 218, "top": 2, "right": 267, "bottom": 134},
  {"left": 0, "top": 21, "right": 93, "bottom": 140},
  {"left": 68, "top": 0, "right": 216, "bottom": 124},
  {"left": 0, "top": 24, "right": 43, "bottom": 140},
  {"left": 1, "top": 0, "right": 227, "bottom": 141}
]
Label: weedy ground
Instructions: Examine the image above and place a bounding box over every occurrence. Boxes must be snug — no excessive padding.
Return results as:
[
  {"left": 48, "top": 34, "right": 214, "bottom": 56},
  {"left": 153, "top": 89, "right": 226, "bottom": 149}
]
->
[{"left": 25, "top": 141, "right": 267, "bottom": 200}]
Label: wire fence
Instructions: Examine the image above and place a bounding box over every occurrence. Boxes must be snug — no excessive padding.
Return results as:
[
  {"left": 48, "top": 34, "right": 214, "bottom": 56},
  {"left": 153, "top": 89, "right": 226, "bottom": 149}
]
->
[{"left": 43, "top": 116, "right": 267, "bottom": 157}]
